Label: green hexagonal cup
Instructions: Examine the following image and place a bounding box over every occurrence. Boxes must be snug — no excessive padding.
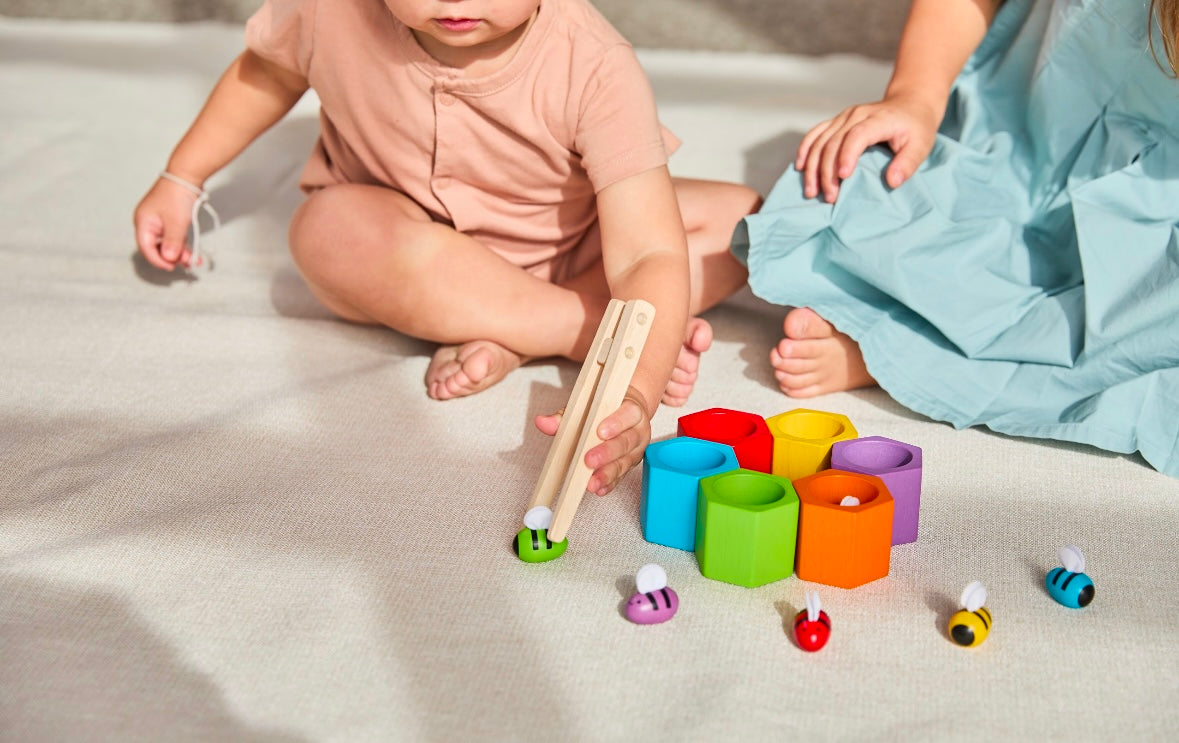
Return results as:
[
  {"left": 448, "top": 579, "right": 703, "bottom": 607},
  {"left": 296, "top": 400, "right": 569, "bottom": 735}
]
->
[{"left": 695, "top": 469, "right": 800, "bottom": 588}]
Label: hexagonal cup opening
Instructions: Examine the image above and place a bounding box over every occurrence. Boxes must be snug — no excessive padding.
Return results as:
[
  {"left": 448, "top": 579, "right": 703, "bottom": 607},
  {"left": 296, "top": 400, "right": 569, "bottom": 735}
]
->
[
  {"left": 705, "top": 470, "right": 788, "bottom": 508},
  {"left": 646, "top": 437, "right": 732, "bottom": 475},
  {"left": 768, "top": 409, "right": 849, "bottom": 442},
  {"left": 679, "top": 408, "right": 760, "bottom": 444},
  {"left": 835, "top": 437, "right": 916, "bottom": 471},
  {"left": 797, "top": 471, "right": 883, "bottom": 508}
]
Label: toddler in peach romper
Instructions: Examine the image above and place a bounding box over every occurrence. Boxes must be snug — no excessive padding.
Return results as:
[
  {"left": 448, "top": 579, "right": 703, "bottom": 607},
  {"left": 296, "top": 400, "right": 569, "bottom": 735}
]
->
[
  {"left": 247, "top": 0, "right": 683, "bottom": 282},
  {"left": 133, "top": 0, "right": 759, "bottom": 496}
]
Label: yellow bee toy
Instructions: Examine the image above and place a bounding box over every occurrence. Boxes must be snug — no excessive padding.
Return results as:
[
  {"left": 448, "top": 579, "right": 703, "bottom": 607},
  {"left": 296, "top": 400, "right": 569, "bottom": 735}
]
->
[{"left": 948, "top": 581, "right": 992, "bottom": 648}]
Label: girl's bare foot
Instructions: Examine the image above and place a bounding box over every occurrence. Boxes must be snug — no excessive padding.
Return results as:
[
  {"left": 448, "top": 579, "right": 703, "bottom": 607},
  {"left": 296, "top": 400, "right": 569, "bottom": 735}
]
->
[
  {"left": 663, "top": 317, "right": 713, "bottom": 407},
  {"left": 426, "top": 340, "right": 525, "bottom": 400},
  {"left": 770, "top": 307, "right": 874, "bottom": 397}
]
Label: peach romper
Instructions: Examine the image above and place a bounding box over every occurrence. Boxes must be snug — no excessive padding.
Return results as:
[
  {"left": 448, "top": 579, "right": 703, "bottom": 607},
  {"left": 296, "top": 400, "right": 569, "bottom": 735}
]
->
[{"left": 245, "top": 0, "right": 679, "bottom": 280}]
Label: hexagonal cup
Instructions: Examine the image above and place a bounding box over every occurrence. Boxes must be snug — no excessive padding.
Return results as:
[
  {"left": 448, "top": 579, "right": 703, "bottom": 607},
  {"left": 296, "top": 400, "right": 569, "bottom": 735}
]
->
[
  {"left": 641, "top": 437, "right": 739, "bottom": 551},
  {"left": 695, "top": 469, "right": 799, "bottom": 588},
  {"left": 677, "top": 407, "right": 773, "bottom": 473},
  {"left": 831, "top": 436, "right": 922, "bottom": 545},
  {"left": 793, "top": 470, "right": 893, "bottom": 589},
  {"left": 765, "top": 409, "right": 858, "bottom": 480}
]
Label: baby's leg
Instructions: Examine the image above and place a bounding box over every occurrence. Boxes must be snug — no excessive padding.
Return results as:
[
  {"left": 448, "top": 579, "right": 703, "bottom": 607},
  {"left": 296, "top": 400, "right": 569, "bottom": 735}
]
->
[
  {"left": 663, "top": 178, "right": 762, "bottom": 405},
  {"left": 288, "top": 184, "right": 607, "bottom": 398},
  {"left": 771, "top": 308, "right": 875, "bottom": 397}
]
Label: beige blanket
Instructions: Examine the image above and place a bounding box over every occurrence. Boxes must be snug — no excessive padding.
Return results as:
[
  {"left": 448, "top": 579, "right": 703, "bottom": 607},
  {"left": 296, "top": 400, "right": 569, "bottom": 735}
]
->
[{"left": 2, "top": 18, "right": 1177, "bottom": 741}]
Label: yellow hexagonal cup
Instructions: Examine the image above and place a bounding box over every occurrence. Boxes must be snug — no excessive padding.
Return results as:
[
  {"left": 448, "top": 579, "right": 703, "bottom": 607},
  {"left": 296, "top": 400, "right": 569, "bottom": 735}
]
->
[{"left": 765, "top": 408, "right": 858, "bottom": 480}]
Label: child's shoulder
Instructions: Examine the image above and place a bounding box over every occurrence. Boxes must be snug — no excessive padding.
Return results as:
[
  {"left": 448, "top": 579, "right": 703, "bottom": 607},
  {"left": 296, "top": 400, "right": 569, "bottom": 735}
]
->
[
  {"left": 248, "top": 0, "right": 390, "bottom": 41},
  {"left": 247, "top": 0, "right": 406, "bottom": 78},
  {"left": 546, "top": 0, "right": 636, "bottom": 56}
]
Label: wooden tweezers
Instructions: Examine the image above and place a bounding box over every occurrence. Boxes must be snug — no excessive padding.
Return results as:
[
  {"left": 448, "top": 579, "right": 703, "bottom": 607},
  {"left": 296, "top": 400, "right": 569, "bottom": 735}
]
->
[{"left": 528, "top": 298, "right": 655, "bottom": 542}]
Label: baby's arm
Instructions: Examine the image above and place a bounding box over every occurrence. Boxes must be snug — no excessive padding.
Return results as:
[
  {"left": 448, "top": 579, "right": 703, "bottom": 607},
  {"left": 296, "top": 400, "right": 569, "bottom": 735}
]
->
[
  {"left": 799, "top": 0, "right": 1001, "bottom": 203},
  {"left": 133, "top": 51, "right": 308, "bottom": 270},
  {"left": 579, "top": 165, "right": 691, "bottom": 496}
]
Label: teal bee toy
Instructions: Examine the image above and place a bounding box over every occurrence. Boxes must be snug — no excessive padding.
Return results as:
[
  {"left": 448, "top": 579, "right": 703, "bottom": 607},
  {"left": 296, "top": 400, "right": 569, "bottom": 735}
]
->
[
  {"left": 1046, "top": 545, "right": 1095, "bottom": 609},
  {"left": 513, "top": 506, "right": 567, "bottom": 563},
  {"left": 948, "top": 581, "right": 992, "bottom": 648}
]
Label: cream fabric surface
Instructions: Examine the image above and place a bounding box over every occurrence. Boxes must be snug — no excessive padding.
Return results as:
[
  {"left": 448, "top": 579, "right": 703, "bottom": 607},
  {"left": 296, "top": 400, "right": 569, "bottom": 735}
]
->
[{"left": 1, "top": 19, "right": 1177, "bottom": 742}]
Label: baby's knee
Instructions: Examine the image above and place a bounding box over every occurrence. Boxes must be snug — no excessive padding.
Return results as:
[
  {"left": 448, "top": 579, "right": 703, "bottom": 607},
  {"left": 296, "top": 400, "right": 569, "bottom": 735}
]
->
[
  {"left": 715, "top": 182, "right": 763, "bottom": 220},
  {"left": 677, "top": 179, "right": 762, "bottom": 234},
  {"left": 289, "top": 186, "right": 352, "bottom": 260},
  {"left": 289, "top": 184, "right": 430, "bottom": 264}
]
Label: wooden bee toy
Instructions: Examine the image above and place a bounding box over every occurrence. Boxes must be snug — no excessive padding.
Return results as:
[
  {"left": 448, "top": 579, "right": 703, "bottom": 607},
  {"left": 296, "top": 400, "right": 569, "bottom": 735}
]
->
[
  {"left": 948, "top": 581, "right": 992, "bottom": 648},
  {"left": 625, "top": 563, "right": 679, "bottom": 624},
  {"left": 513, "top": 506, "right": 567, "bottom": 563},
  {"left": 792, "top": 590, "right": 831, "bottom": 652},
  {"left": 1046, "top": 545, "right": 1095, "bottom": 609}
]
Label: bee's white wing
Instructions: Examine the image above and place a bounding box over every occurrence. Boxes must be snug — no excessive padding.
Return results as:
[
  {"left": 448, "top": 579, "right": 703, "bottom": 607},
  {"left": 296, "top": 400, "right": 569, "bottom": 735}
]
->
[
  {"left": 961, "top": 581, "right": 987, "bottom": 612},
  {"left": 1059, "top": 545, "right": 1086, "bottom": 573},
  {"left": 523, "top": 505, "right": 554, "bottom": 531},
  {"left": 635, "top": 563, "right": 668, "bottom": 594},
  {"left": 805, "top": 590, "right": 822, "bottom": 621}
]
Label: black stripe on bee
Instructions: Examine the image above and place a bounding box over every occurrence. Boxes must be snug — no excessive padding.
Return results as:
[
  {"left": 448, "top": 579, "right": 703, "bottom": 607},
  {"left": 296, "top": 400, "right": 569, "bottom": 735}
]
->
[
  {"left": 818, "top": 614, "right": 831, "bottom": 630},
  {"left": 1061, "top": 572, "right": 1078, "bottom": 591},
  {"left": 1050, "top": 568, "right": 1066, "bottom": 586},
  {"left": 660, "top": 588, "right": 671, "bottom": 608},
  {"left": 975, "top": 608, "right": 991, "bottom": 629},
  {"left": 645, "top": 592, "right": 658, "bottom": 609},
  {"left": 530, "top": 530, "right": 540, "bottom": 551}
]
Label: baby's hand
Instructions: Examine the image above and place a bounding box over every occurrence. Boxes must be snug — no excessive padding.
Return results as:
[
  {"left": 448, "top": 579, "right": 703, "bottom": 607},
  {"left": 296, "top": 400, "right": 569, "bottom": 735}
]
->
[
  {"left": 133, "top": 176, "right": 201, "bottom": 271},
  {"left": 534, "top": 387, "right": 652, "bottom": 497},
  {"left": 796, "top": 92, "right": 942, "bottom": 203}
]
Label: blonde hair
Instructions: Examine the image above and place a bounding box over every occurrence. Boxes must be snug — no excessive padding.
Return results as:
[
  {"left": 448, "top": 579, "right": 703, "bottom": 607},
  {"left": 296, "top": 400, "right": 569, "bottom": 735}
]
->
[{"left": 1152, "top": 0, "right": 1179, "bottom": 75}]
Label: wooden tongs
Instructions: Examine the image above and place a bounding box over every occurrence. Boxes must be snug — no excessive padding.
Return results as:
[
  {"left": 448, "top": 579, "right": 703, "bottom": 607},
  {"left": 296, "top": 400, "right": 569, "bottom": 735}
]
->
[{"left": 527, "top": 298, "right": 655, "bottom": 542}]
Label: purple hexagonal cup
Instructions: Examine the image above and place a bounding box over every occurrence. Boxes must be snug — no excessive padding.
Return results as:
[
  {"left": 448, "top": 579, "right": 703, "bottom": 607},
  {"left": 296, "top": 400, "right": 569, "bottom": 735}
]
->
[{"left": 831, "top": 436, "right": 922, "bottom": 545}]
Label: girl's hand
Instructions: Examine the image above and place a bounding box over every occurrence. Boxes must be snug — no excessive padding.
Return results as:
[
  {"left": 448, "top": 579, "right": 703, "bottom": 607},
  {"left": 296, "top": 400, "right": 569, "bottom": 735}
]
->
[
  {"left": 534, "top": 386, "right": 652, "bottom": 497},
  {"left": 796, "top": 92, "right": 942, "bottom": 204},
  {"left": 133, "top": 176, "right": 201, "bottom": 270}
]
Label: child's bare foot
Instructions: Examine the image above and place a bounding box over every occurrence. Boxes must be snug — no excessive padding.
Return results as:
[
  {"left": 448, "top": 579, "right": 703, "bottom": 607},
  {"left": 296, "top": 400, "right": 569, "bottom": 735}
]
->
[
  {"left": 426, "top": 340, "right": 525, "bottom": 400},
  {"left": 770, "top": 307, "right": 874, "bottom": 397},
  {"left": 662, "top": 317, "right": 713, "bottom": 407}
]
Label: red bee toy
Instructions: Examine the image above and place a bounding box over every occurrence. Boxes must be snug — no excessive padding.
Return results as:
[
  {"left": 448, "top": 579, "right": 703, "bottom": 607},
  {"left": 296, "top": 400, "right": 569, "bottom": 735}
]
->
[{"left": 793, "top": 590, "right": 831, "bottom": 652}]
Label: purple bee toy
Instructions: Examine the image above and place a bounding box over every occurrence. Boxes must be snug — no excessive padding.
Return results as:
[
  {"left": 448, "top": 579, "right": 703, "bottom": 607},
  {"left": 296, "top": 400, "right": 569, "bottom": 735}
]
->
[{"left": 625, "top": 563, "right": 679, "bottom": 625}]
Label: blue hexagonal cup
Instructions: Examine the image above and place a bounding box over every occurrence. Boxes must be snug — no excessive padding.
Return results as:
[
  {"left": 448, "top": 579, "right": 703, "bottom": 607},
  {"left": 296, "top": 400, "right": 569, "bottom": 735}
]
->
[{"left": 641, "top": 437, "right": 739, "bottom": 551}]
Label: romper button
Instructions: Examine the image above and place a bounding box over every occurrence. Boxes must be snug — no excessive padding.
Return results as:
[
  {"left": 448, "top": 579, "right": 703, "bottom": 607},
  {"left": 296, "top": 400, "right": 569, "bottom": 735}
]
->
[{"left": 438, "top": 92, "right": 456, "bottom": 106}]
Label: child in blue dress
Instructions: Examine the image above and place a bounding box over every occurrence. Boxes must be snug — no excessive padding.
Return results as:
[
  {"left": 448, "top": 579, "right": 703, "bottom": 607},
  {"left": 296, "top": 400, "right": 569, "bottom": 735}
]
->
[{"left": 733, "top": 0, "right": 1179, "bottom": 476}]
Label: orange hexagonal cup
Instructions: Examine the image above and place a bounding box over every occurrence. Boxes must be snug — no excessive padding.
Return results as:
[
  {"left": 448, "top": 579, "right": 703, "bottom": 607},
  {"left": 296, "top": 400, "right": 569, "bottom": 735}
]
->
[{"left": 793, "top": 469, "right": 893, "bottom": 589}]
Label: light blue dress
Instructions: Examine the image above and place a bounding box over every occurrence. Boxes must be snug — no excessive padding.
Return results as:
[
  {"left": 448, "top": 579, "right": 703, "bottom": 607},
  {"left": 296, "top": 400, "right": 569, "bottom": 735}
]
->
[{"left": 733, "top": 0, "right": 1179, "bottom": 476}]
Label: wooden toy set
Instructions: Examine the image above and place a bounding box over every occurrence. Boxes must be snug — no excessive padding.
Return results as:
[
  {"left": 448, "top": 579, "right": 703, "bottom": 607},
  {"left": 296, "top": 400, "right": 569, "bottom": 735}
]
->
[
  {"left": 643, "top": 406, "right": 923, "bottom": 590},
  {"left": 512, "top": 299, "right": 1094, "bottom": 648}
]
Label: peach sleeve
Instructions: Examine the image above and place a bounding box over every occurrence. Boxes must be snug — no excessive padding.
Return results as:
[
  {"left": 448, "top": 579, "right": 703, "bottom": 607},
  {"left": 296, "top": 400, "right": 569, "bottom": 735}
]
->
[
  {"left": 575, "top": 45, "right": 679, "bottom": 193},
  {"left": 244, "top": 0, "right": 317, "bottom": 77}
]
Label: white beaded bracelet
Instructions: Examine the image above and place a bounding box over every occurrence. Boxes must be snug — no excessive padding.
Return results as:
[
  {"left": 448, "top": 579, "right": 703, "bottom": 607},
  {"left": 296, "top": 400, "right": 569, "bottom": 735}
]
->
[{"left": 159, "top": 171, "right": 220, "bottom": 270}]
